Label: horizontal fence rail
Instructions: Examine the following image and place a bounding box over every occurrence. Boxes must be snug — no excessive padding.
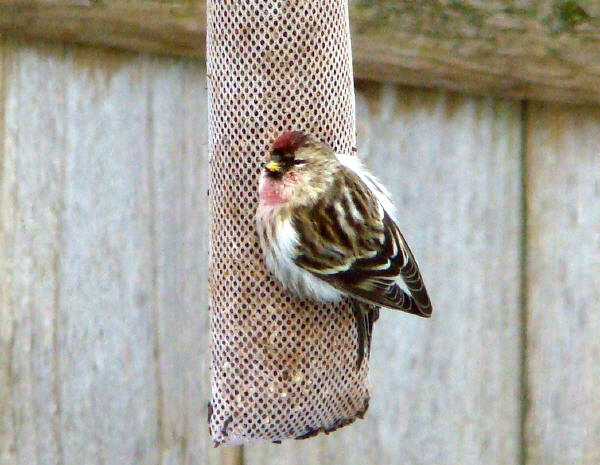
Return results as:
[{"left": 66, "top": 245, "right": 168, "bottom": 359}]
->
[{"left": 0, "top": 1, "right": 600, "bottom": 104}]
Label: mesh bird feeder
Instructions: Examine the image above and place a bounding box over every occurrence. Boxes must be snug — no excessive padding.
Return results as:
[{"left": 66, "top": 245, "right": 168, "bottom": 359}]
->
[{"left": 207, "top": 0, "right": 370, "bottom": 445}]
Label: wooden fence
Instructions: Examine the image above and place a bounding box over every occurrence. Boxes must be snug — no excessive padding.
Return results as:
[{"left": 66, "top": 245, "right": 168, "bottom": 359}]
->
[{"left": 0, "top": 34, "right": 599, "bottom": 465}]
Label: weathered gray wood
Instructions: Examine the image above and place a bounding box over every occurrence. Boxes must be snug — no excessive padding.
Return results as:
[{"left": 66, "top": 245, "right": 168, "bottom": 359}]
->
[
  {"left": 146, "top": 56, "right": 215, "bottom": 465},
  {"left": 247, "top": 85, "right": 523, "bottom": 464},
  {"left": 1, "top": 1, "right": 600, "bottom": 104},
  {"left": 0, "top": 40, "right": 217, "bottom": 465},
  {"left": 0, "top": 1, "right": 206, "bottom": 58},
  {"left": 0, "top": 41, "right": 68, "bottom": 465},
  {"left": 0, "top": 37, "right": 12, "bottom": 465},
  {"left": 220, "top": 447, "right": 243, "bottom": 465},
  {"left": 2, "top": 31, "right": 600, "bottom": 465},
  {"left": 525, "top": 102, "right": 600, "bottom": 465},
  {"left": 350, "top": 1, "right": 600, "bottom": 104}
]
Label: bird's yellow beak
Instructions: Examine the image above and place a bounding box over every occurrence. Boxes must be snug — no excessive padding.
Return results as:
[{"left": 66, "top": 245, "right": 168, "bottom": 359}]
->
[{"left": 265, "top": 160, "right": 282, "bottom": 173}]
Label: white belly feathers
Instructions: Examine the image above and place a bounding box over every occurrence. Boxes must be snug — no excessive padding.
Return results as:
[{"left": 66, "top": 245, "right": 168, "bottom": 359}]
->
[{"left": 257, "top": 208, "right": 342, "bottom": 302}]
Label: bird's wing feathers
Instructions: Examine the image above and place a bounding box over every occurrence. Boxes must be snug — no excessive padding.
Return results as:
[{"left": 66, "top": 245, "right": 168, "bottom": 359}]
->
[{"left": 291, "top": 168, "right": 432, "bottom": 317}]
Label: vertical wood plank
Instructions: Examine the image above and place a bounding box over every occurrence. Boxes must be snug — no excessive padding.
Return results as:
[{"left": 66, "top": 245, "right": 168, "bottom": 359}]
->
[
  {"left": 525, "top": 103, "right": 600, "bottom": 465},
  {"left": 58, "top": 46, "right": 160, "bottom": 465},
  {"left": 0, "top": 36, "right": 12, "bottom": 465},
  {"left": 220, "top": 447, "right": 243, "bottom": 465},
  {"left": 0, "top": 41, "right": 67, "bottom": 465},
  {"left": 147, "top": 57, "right": 217, "bottom": 465},
  {"left": 246, "top": 84, "right": 523, "bottom": 465},
  {"left": 0, "top": 42, "right": 217, "bottom": 465}
]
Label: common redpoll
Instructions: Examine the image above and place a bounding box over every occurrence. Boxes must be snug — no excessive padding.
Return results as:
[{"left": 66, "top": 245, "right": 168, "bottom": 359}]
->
[{"left": 256, "top": 131, "right": 432, "bottom": 369}]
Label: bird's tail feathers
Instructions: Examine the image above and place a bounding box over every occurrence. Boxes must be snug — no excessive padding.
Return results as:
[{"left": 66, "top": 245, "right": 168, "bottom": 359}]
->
[{"left": 351, "top": 300, "right": 379, "bottom": 371}]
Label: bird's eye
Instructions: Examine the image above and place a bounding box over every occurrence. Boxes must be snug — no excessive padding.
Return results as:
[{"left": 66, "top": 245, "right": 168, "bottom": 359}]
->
[{"left": 293, "top": 159, "right": 306, "bottom": 165}]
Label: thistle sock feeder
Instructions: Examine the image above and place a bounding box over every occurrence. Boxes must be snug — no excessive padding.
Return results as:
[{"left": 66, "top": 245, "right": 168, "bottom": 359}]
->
[{"left": 207, "top": 0, "right": 370, "bottom": 445}]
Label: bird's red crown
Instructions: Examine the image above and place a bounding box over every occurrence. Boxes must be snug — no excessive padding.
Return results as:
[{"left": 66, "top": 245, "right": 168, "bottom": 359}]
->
[{"left": 272, "top": 131, "right": 308, "bottom": 154}]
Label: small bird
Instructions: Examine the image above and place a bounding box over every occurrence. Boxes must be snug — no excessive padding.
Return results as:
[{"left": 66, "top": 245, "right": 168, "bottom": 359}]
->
[{"left": 256, "top": 131, "right": 432, "bottom": 369}]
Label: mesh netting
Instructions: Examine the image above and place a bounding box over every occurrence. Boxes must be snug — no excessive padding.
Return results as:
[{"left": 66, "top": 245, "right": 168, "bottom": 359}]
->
[{"left": 207, "top": 0, "right": 370, "bottom": 445}]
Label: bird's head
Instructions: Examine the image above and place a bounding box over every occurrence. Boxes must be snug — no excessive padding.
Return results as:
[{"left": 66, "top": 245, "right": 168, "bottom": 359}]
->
[
  {"left": 264, "top": 131, "right": 336, "bottom": 178},
  {"left": 260, "top": 131, "right": 340, "bottom": 207}
]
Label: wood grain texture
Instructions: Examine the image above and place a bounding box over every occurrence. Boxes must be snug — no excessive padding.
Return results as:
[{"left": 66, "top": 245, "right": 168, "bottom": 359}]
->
[
  {"left": 220, "top": 446, "right": 243, "bottom": 465},
  {"left": 2, "top": 33, "right": 600, "bottom": 465},
  {"left": 246, "top": 84, "right": 523, "bottom": 465},
  {"left": 0, "top": 36, "right": 10, "bottom": 465},
  {"left": 525, "top": 102, "right": 600, "bottom": 465},
  {"left": 1, "top": 1, "right": 600, "bottom": 104},
  {"left": 0, "top": 41, "right": 68, "bottom": 465},
  {"left": 145, "top": 54, "right": 213, "bottom": 465},
  {"left": 350, "top": 0, "right": 600, "bottom": 104},
  {"left": 0, "top": 40, "right": 218, "bottom": 465},
  {"left": 0, "top": 1, "right": 206, "bottom": 58}
]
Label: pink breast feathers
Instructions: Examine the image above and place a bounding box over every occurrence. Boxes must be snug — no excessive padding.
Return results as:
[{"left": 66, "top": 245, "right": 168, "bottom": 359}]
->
[{"left": 259, "top": 175, "right": 291, "bottom": 206}]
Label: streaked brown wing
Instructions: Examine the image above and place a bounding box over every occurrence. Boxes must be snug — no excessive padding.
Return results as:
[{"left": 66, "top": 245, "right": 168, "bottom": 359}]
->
[{"left": 292, "top": 169, "right": 432, "bottom": 317}]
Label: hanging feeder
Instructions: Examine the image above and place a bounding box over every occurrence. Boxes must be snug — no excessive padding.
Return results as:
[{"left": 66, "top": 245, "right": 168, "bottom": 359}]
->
[{"left": 207, "top": 0, "right": 371, "bottom": 445}]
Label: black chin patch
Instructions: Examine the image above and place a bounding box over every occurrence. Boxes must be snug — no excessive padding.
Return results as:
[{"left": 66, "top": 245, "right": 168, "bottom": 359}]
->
[{"left": 266, "top": 170, "right": 284, "bottom": 180}]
